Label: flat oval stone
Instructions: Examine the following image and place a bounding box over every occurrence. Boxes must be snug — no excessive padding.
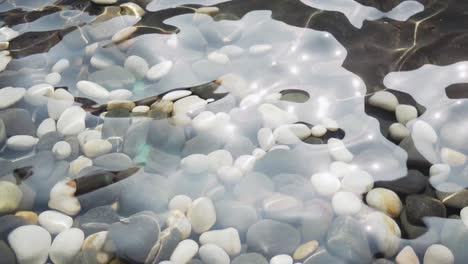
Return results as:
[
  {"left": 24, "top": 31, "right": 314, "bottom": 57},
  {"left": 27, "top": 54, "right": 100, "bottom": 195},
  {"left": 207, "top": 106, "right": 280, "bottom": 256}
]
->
[
  {"left": 49, "top": 228, "right": 84, "bottom": 264},
  {"left": 8, "top": 225, "right": 51, "bottom": 264},
  {"left": 38, "top": 210, "right": 73, "bottom": 234},
  {"left": 170, "top": 239, "right": 198, "bottom": 264},
  {"left": 366, "top": 188, "right": 402, "bottom": 218},
  {"left": 405, "top": 194, "right": 446, "bottom": 226},
  {"left": 187, "top": 197, "right": 216, "bottom": 234},
  {"left": 368, "top": 91, "right": 399, "bottom": 111},
  {"left": 199, "top": 244, "right": 230, "bottom": 264},
  {"left": 0, "top": 87, "right": 26, "bottom": 109},
  {"left": 0, "top": 181, "right": 23, "bottom": 214},
  {"left": 232, "top": 253, "right": 268, "bottom": 264},
  {"left": 199, "top": 227, "right": 241, "bottom": 256},
  {"left": 246, "top": 219, "right": 301, "bottom": 257},
  {"left": 6, "top": 135, "right": 38, "bottom": 151}
]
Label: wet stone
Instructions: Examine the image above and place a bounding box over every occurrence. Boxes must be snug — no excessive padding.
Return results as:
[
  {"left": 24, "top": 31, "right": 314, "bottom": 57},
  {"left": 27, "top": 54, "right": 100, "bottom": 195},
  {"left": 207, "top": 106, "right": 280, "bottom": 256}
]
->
[
  {"left": 405, "top": 194, "right": 447, "bottom": 226},
  {"left": 374, "top": 170, "right": 427, "bottom": 195},
  {"left": 246, "top": 219, "right": 301, "bottom": 257},
  {"left": 303, "top": 247, "right": 345, "bottom": 264},
  {"left": 36, "top": 131, "right": 64, "bottom": 151},
  {"left": 109, "top": 214, "right": 161, "bottom": 263},
  {"left": 0, "top": 108, "right": 35, "bottom": 136},
  {"left": 0, "top": 240, "right": 16, "bottom": 264},
  {"left": 93, "top": 152, "right": 133, "bottom": 171},
  {"left": 231, "top": 253, "right": 268, "bottom": 264},
  {"left": 214, "top": 199, "right": 258, "bottom": 235},
  {"left": 74, "top": 206, "right": 120, "bottom": 235}
]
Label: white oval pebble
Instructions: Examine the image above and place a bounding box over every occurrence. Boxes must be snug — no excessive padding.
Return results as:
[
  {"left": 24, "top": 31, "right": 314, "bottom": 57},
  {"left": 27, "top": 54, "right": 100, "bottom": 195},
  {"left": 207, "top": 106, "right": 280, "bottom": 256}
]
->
[
  {"left": 441, "top": 147, "right": 466, "bottom": 166},
  {"left": 332, "top": 191, "right": 362, "bottom": 215},
  {"left": 270, "top": 254, "right": 293, "bottom": 264},
  {"left": 187, "top": 197, "right": 216, "bottom": 234},
  {"left": 423, "top": 244, "right": 454, "bottom": 264},
  {"left": 25, "top": 84, "right": 54, "bottom": 106},
  {"left": 83, "top": 139, "right": 113, "bottom": 158},
  {"left": 132, "top": 105, "right": 149, "bottom": 113},
  {"left": 52, "top": 59, "right": 70, "bottom": 73},
  {"left": 249, "top": 44, "right": 272, "bottom": 55},
  {"left": 395, "top": 104, "right": 418, "bottom": 125},
  {"left": 327, "top": 138, "right": 353, "bottom": 162},
  {"left": 310, "top": 172, "right": 341, "bottom": 196},
  {"left": 52, "top": 141, "right": 72, "bottom": 160},
  {"left": 37, "top": 118, "right": 56, "bottom": 138},
  {"left": 234, "top": 155, "right": 256, "bottom": 173},
  {"left": 69, "top": 156, "right": 93, "bottom": 176},
  {"left": 181, "top": 154, "right": 210, "bottom": 174},
  {"left": 8, "top": 225, "right": 51, "bottom": 264},
  {"left": 49, "top": 228, "right": 84, "bottom": 264},
  {"left": 124, "top": 55, "right": 149, "bottom": 79},
  {"left": 429, "top": 163, "right": 450, "bottom": 186},
  {"left": 112, "top": 26, "right": 137, "bottom": 43},
  {"left": 311, "top": 125, "right": 327, "bottom": 137},
  {"left": 0, "top": 87, "right": 26, "bottom": 109},
  {"left": 109, "top": 89, "right": 133, "bottom": 100},
  {"left": 48, "top": 180, "right": 81, "bottom": 216},
  {"left": 38, "top": 210, "right": 73, "bottom": 234},
  {"left": 208, "top": 51, "right": 230, "bottom": 64},
  {"left": 92, "top": 0, "right": 118, "bottom": 4},
  {"left": 217, "top": 166, "right": 243, "bottom": 184},
  {"left": 45, "top": 72, "right": 61, "bottom": 86},
  {"left": 366, "top": 188, "right": 402, "bottom": 218},
  {"left": 146, "top": 61, "right": 173, "bottom": 81},
  {"left": 199, "top": 228, "right": 242, "bottom": 256},
  {"left": 395, "top": 246, "right": 419, "bottom": 264},
  {"left": 207, "top": 150, "right": 233, "bottom": 171},
  {"left": 258, "top": 127, "right": 275, "bottom": 151},
  {"left": 169, "top": 195, "right": 192, "bottom": 214},
  {"left": 192, "top": 111, "right": 217, "bottom": 131},
  {"left": 368, "top": 91, "right": 399, "bottom": 111},
  {"left": 77, "top": 80, "right": 110, "bottom": 100},
  {"left": 6, "top": 135, "right": 38, "bottom": 151},
  {"left": 199, "top": 244, "right": 230, "bottom": 264},
  {"left": 163, "top": 90, "right": 192, "bottom": 101},
  {"left": 460, "top": 206, "right": 468, "bottom": 228},
  {"left": 170, "top": 239, "right": 199, "bottom": 264},
  {"left": 57, "top": 106, "right": 86, "bottom": 136}
]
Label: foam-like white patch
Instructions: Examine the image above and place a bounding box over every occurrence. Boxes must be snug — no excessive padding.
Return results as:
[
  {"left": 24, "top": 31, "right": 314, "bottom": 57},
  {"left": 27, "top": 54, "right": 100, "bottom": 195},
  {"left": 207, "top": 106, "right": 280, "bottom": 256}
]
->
[{"left": 300, "top": 0, "right": 424, "bottom": 28}]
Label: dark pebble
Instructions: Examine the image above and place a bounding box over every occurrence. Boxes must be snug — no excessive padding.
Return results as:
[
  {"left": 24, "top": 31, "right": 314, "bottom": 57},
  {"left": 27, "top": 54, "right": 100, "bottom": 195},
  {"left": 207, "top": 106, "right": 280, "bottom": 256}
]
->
[
  {"left": 0, "top": 108, "right": 35, "bottom": 136},
  {"left": 405, "top": 194, "right": 447, "bottom": 226},
  {"left": 231, "top": 253, "right": 268, "bottom": 264},
  {"left": 374, "top": 170, "right": 427, "bottom": 195},
  {"left": 0, "top": 240, "right": 16, "bottom": 264}
]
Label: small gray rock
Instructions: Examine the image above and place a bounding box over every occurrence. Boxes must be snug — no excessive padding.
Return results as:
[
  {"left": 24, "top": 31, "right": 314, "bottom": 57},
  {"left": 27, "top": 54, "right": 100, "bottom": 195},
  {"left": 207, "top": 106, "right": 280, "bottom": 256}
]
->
[
  {"left": 231, "top": 253, "right": 268, "bottom": 264},
  {"left": 215, "top": 200, "right": 257, "bottom": 236},
  {"left": 0, "top": 108, "right": 35, "bottom": 136},
  {"left": 234, "top": 172, "right": 274, "bottom": 203},
  {"left": 0, "top": 240, "right": 16, "bottom": 264},
  {"left": 93, "top": 153, "right": 133, "bottom": 171}
]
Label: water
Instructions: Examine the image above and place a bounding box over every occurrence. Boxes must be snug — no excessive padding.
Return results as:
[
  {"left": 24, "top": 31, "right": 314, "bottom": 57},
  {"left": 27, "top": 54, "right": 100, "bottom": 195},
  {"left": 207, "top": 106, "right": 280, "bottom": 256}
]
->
[{"left": 0, "top": 0, "right": 467, "bottom": 263}]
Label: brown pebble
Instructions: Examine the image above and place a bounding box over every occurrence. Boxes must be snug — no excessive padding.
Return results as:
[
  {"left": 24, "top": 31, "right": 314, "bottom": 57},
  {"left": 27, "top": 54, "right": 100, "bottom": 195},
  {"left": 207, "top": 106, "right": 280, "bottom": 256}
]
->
[
  {"left": 293, "top": 240, "right": 319, "bottom": 260},
  {"left": 15, "top": 211, "right": 38, "bottom": 224}
]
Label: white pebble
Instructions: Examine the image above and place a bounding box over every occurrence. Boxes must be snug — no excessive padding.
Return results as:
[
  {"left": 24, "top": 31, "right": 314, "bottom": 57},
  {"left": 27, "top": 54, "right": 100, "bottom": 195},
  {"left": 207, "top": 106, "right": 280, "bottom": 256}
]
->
[
  {"left": 166, "top": 210, "right": 192, "bottom": 239},
  {"left": 340, "top": 169, "right": 374, "bottom": 194},
  {"left": 6, "top": 135, "right": 38, "bottom": 151},
  {"left": 173, "top": 95, "right": 207, "bottom": 116},
  {"left": 395, "top": 104, "right": 418, "bottom": 125},
  {"left": 0, "top": 87, "right": 26, "bottom": 109},
  {"left": 219, "top": 45, "right": 244, "bottom": 58},
  {"left": 441, "top": 147, "right": 466, "bottom": 166},
  {"left": 91, "top": 0, "right": 118, "bottom": 4},
  {"left": 423, "top": 244, "right": 454, "bottom": 264},
  {"left": 199, "top": 244, "right": 230, "bottom": 264},
  {"left": 207, "top": 150, "right": 233, "bottom": 171},
  {"left": 217, "top": 166, "right": 243, "bottom": 184},
  {"left": 146, "top": 61, "right": 173, "bottom": 81},
  {"left": 8, "top": 225, "right": 51, "bottom": 264},
  {"left": 52, "top": 59, "right": 70, "bottom": 73},
  {"left": 45, "top": 72, "right": 61, "bottom": 85},
  {"left": 181, "top": 154, "right": 210, "bottom": 174},
  {"left": 310, "top": 172, "right": 341, "bottom": 196},
  {"left": 37, "top": 118, "right": 56, "bottom": 138},
  {"left": 83, "top": 139, "right": 113, "bottom": 158},
  {"left": 208, "top": 51, "right": 230, "bottom": 64},
  {"left": 258, "top": 127, "right": 275, "bottom": 151},
  {"left": 249, "top": 44, "right": 272, "bottom": 55},
  {"left": 132, "top": 105, "right": 149, "bottom": 113},
  {"left": 25, "top": 84, "right": 54, "bottom": 106},
  {"left": 109, "top": 89, "right": 133, "bottom": 100},
  {"left": 311, "top": 125, "right": 327, "bottom": 137},
  {"left": 429, "top": 164, "right": 450, "bottom": 186},
  {"left": 199, "top": 228, "right": 242, "bottom": 256},
  {"left": 124, "top": 55, "right": 149, "bottom": 79},
  {"left": 112, "top": 26, "right": 137, "bottom": 43},
  {"left": 187, "top": 197, "right": 216, "bottom": 234},
  {"left": 192, "top": 111, "right": 217, "bottom": 131},
  {"left": 163, "top": 90, "right": 192, "bottom": 101},
  {"left": 47, "top": 89, "right": 74, "bottom": 120},
  {"left": 368, "top": 91, "right": 399, "bottom": 111},
  {"left": 52, "top": 141, "right": 72, "bottom": 160},
  {"left": 170, "top": 239, "right": 199, "bottom": 264},
  {"left": 38, "top": 210, "right": 73, "bottom": 234},
  {"left": 395, "top": 246, "right": 419, "bottom": 264},
  {"left": 412, "top": 120, "right": 437, "bottom": 143},
  {"left": 270, "top": 254, "right": 293, "bottom": 264},
  {"left": 77, "top": 80, "right": 110, "bottom": 100},
  {"left": 69, "top": 156, "right": 93, "bottom": 176},
  {"left": 258, "top": 103, "right": 298, "bottom": 128},
  {"left": 48, "top": 180, "right": 81, "bottom": 216},
  {"left": 234, "top": 155, "right": 256, "bottom": 173},
  {"left": 169, "top": 195, "right": 192, "bottom": 214},
  {"left": 57, "top": 106, "right": 86, "bottom": 136},
  {"left": 327, "top": 138, "right": 353, "bottom": 162},
  {"left": 332, "top": 191, "right": 362, "bottom": 215},
  {"left": 0, "top": 26, "right": 19, "bottom": 41},
  {"left": 460, "top": 207, "right": 468, "bottom": 228},
  {"left": 389, "top": 123, "right": 410, "bottom": 141},
  {"left": 49, "top": 228, "right": 84, "bottom": 264},
  {"left": 366, "top": 188, "right": 402, "bottom": 218}
]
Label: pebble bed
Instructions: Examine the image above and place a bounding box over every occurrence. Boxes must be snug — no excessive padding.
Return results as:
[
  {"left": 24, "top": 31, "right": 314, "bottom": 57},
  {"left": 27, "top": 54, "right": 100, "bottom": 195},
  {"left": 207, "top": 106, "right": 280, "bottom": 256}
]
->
[{"left": 0, "top": 0, "right": 467, "bottom": 264}]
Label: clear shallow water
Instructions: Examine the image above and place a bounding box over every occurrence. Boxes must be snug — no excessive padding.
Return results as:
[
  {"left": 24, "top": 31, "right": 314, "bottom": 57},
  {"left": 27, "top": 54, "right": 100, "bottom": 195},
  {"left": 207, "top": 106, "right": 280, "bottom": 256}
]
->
[{"left": 0, "top": 0, "right": 468, "bottom": 264}]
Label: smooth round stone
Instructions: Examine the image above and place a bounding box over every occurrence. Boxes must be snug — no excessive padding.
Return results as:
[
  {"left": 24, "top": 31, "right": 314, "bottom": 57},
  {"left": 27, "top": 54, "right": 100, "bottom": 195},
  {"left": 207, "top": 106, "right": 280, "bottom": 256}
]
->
[
  {"left": 262, "top": 193, "right": 303, "bottom": 222},
  {"left": 199, "top": 227, "right": 241, "bottom": 256},
  {"left": 166, "top": 210, "right": 192, "bottom": 239},
  {"left": 340, "top": 169, "right": 374, "bottom": 194},
  {"left": 215, "top": 200, "right": 258, "bottom": 235},
  {"left": 169, "top": 195, "right": 192, "bottom": 214},
  {"left": 69, "top": 156, "right": 93, "bottom": 176},
  {"left": 0, "top": 87, "right": 26, "bottom": 109},
  {"left": 52, "top": 59, "right": 70, "bottom": 73},
  {"left": 181, "top": 154, "right": 210, "bottom": 174},
  {"left": 6, "top": 135, "right": 38, "bottom": 151},
  {"left": 217, "top": 166, "right": 243, "bottom": 184},
  {"left": 293, "top": 241, "right": 319, "bottom": 261},
  {"left": 461, "top": 207, "right": 468, "bottom": 228},
  {"left": 232, "top": 253, "right": 268, "bottom": 264},
  {"left": 163, "top": 90, "right": 192, "bottom": 101},
  {"left": 208, "top": 51, "right": 230, "bottom": 64},
  {"left": 258, "top": 127, "right": 275, "bottom": 151},
  {"left": 219, "top": 45, "right": 244, "bottom": 58},
  {"left": 187, "top": 197, "right": 216, "bottom": 234},
  {"left": 8, "top": 225, "right": 51, "bottom": 264},
  {"left": 234, "top": 172, "right": 274, "bottom": 203},
  {"left": 38, "top": 210, "right": 73, "bottom": 234},
  {"left": 57, "top": 106, "right": 86, "bottom": 136},
  {"left": 45, "top": 72, "right": 61, "bottom": 85},
  {"left": 49, "top": 228, "right": 84, "bottom": 264},
  {"left": 132, "top": 105, "right": 149, "bottom": 113},
  {"left": 326, "top": 216, "right": 372, "bottom": 263},
  {"left": 25, "top": 84, "right": 54, "bottom": 106},
  {"left": 124, "top": 55, "right": 149, "bottom": 79},
  {"left": 91, "top": 0, "right": 118, "bottom": 5},
  {"left": 246, "top": 220, "right": 301, "bottom": 257},
  {"left": 0, "top": 181, "right": 23, "bottom": 214},
  {"left": 233, "top": 154, "right": 256, "bottom": 174},
  {"left": 368, "top": 91, "right": 399, "bottom": 111},
  {"left": 395, "top": 104, "right": 418, "bottom": 125},
  {"left": 93, "top": 152, "right": 132, "bottom": 170},
  {"left": 395, "top": 246, "right": 419, "bottom": 264},
  {"left": 199, "top": 244, "right": 230, "bottom": 264},
  {"left": 258, "top": 103, "right": 298, "bottom": 128},
  {"left": 83, "top": 139, "right": 112, "bottom": 158},
  {"left": 146, "top": 61, "right": 173, "bottom": 81},
  {"left": 48, "top": 180, "right": 81, "bottom": 216},
  {"left": 81, "top": 231, "right": 112, "bottom": 264},
  {"left": 405, "top": 194, "right": 446, "bottom": 225},
  {"left": 170, "top": 239, "right": 199, "bottom": 264},
  {"left": 327, "top": 138, "right": 353, "bottom": 162},
  {"left": 310, "top": 125, "right": 327, "bottom": 137},
  {"left": 360, "top": 211, "right": 401, "bottom": 257},
  {"left": 429, "top": 164, "right": 450, "bottom": 186},
  {"left": 207, "top": 150, "right": 233, "bottom": 171},
  {"left": 0, "top": 240, "right": 16, "bottom": 264},
  {"left": 47, "top": 89, "right": 74, "bottom": 120},
  {"left": 389, "top": 123, "right": 410, "bottom": 141},
  {"left": 441, "top": 147, "right": 466, "bottom": 166},
  {"left": 424, "top": 244, "right": 454, "bottom": 264},
  {"left": 374, "top": 170, "right": 427, "bottom": 195},
  {"left": 249, "top": 44, "right": 272, "bottom": 55},
  {"left": 310, "top": 172, "right": 341, "bottom": 197},
  {"left": 436, "top": 183, "right": 468, "bottom": 208},
  {"left": 109, "top": 215, "right": 160, "bottom": 263},
  {"left": 15, "top": 211, "right": 38, "bottom": 225},
  {"left": 52, "top": 141, "right": 72, "bottom": 160},
  {"left": 331, "top": 191, "right": 362, "bottom": 215},
  {"left": 37, "top": 118, "right": 56, "bottom": 138},
  {"left": 272, "top": 125, "right": 302, "bottom": 145},
  {"left": 270, "top": 254, "right": 293, "bottom": 264},
  {"left": 412, "top": 119, "right": 437, "bottom": 143},
  {"left": 77, "top": 80, "right": 110, "bottom": 100},
  {"left": 173, "top": 95, "right": 207, "bottom": 116},
  {"left": 112, "top": 26, "right": 137, "bottom": 43},
  {"left": 366, "top": 188, "right": 402, "bottom": 218},
  {"left": 73, "top": 205, "right": 119, "bottom": 234}
]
